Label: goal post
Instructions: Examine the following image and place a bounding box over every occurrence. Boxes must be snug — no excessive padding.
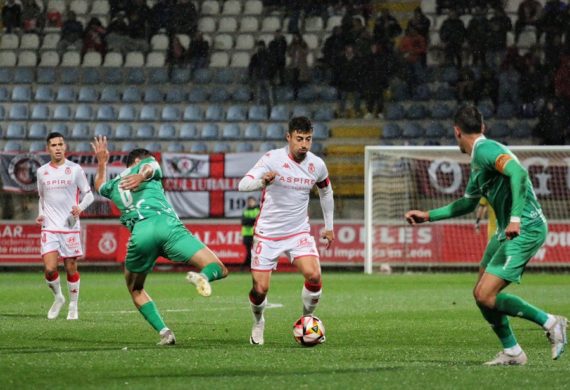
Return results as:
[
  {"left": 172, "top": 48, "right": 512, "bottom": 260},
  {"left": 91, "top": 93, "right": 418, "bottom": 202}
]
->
[{"left": 364, "top": 145, "right": 570, "bottom": 274}]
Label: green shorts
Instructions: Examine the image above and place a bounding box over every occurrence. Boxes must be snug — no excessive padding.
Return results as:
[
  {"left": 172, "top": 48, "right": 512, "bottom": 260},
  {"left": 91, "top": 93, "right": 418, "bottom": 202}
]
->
[
  {"left": 125, "top": 214, "right": 205, "bottom": 274},
  {"left": 481, "top": 221, "right": 548, "bottom": 283}
]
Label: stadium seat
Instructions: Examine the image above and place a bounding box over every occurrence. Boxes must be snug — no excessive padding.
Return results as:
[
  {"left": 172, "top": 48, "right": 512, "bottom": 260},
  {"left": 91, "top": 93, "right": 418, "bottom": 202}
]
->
[
  {"left": 0, "top": 87, "right": 8, "bottom": 102},
  {"left": 193, "top": 68, "right": 212, "bottom": 84},
  {"left": 261, "top": 16, "right": 280, "bottom": 32},
  {"left": 425, "top": 122, "right": 446, "bottom": 138},
  {"left": 210, "top": 52, "right": 230, "bottom": 67},
  {"left": 201, "top": 0, "right": 220, "bottom": 14},
  {"left": 222, "top": 0, "right": 241, "bottom": 14},
  {"left": 0, "top": 51, "right": 17, "bottom": 67},
  {"left": 28, "top": 123, "right": 48, "bottom": 139},
  {"left": 213, "top": 142, "right": 231, "bottom": 153},
  {"left": 232, "top": 85, "right": 252, "bottom": 102},
  {"left": 313, "top": 106, "right": 334, "bottom": 121},
  {"left": 188, "top": 86, "right": 208, "bottom": 102},
  {"left": 122, "top": 86, "right": 142, "bottom": 103},
  {"left": 146, "top": 52, "right": 165, "bottom": 67},
  {"left": 180, "top": 124, "right": 199, "bottom": 139},
  {"left": 266, "top": 124, "right": 285, "bottom": 140},
  {"left": 275, "top": 86, "right": 294, "bottom": 102},
  {"left": 198, "top": 17, "right": 216, "bottom": 33},
  {"left": 125, "top": 52, "right": 144, "bottom": 67},
  {"left": 222, "top": 123, "right": 241, "bottom": 139},
  {"left": 39, "top": 51, "right": 60, "bottom": 67},
  {"left": 320, "top": 86, "right": 338, "bottom": 102},
  {"left": 214, "top": 33, "right": 234, "bottom": 49},
  {"left": 96, "top": 105, "right": 116, "bottom": 121},
  {"left": 81, "top": 67, "right": 101, "bottom": 84},
  {"left": 29, "top": 140, "right": 46, "bottom": 153},
  {"left": 0, "top": 106, "right": 4, "bottom": 121},
  {"left": 413, "top": 84, "right": 431, "bottom": 101},
  {"left": 167, "top": 143, "right": 184, "bottom": 152},
  {"left": 150, "top": 34, "right": 169, "bottom": 51},
  {"left": 52, "top": 124, "right": 69, "bottom": 137},
  {"left": 9, "top": 105, "right": 28, "bottom": 120},
  {"left": 201, "top": 124, "right": 219, "bottom": 139},
  {"left": 100, "top": 86, "right": 121, "bottom": 102},
  {"left": 34, "top": 86, "right": 55, "bottom": 102},
  {"left": 78, "top": 86, "right": 98, "bottom": 102},
  {"left": 6, "top": 123, "right": 26, "bottom": 139},
  {"left": 140, "top": 105, "right": 159, "bottom": 121},
  {"left": 248, "top": 105, "right": 268, "bottom": 121},
  {"left": 270, "top": 105, "right": 290, "bottom": 121},
  {"left": 243, "top": 0, "right": 262, "bottom": 15},
  {"left": 59, "top": 67, "right": 80, "bottom": 84},
  {"left": 75, "top": 104, "right": 94, "bottom": 121},
  {"left": 244, "top": 123, "right": 263, "bottom": 139},
  {"left": 236, "top": 142, "right": 254, "bottom": 152},
  {"left": 165, "top": 88, "right": 185, "bottom": 103},
  {"left": 158, "top": 124, "right": 177, "bottom": 139},
  {"left": 31, "top": 105, "right": 50, "bottom": 120},
  {"left": 4, "top": 140, "right": 23, "bottom": 152},
  {"left": 259, "top": 142, "right": 276, "bottom": 152},
  {"left": 52, "top": 105, "right": 72, "bottom": 122},
  {"left": 145, "top": 142, "right": 162, "bottom": 152},
  {"left": 94, "top": 123, "right": 112, "bottom": 137},
  {"left": 402, "top": 122, "right": 425, "bottom": 138},
  {"left": 1, "top": 34, "right": 19, "bottom": 50},
  {"left": 136, "top": 125, "right": 155, "bottom": 138},
  {"left": 74, "top": 141, "right": 93, "bottom": 152},
  {"left": 183, "top": 105, "right": 204, "bottom": 121},
  {"left": 235, "top": 34, "right": 255, "bottom": 50},
  {"left": 121, "top": 142, "right": 138, "bottom": 152},
  {"left": 488, "top": 122, "right": 511, "bottom": 138},
  {"left": 171, "top": 68, "right": 191, "bottom": 83},
  {"left": 148, "top": 67, "right": 169, "bottom": 84},
  {"left": 313, "top": 123, "right": 329, "bottom": 140},
  {"left": 292, "top": 105, "right": 311, "bottom": 118},
  {"left": 230, "top": 52, "right": 250, "bottom": 67},
  {"left": 385, "top": 103, "right": 406, "bottom": 120},
  {"left": 430, "top": 102, "right": 453, "bottom": 119},
  {"left": 12, "top": 86, "right": 32, "bottom": 102},
  {"left": 240, "top": 16, "right": 260, "bottom": 32},
  {"left": 18, "top": 51, "right": 38, "bottom": 67},
  {"left": 190, "top": 142, "right": 208, "bottom": 153},
  {"left": 209, "top": 87, "right": 231, "bottom": 102},
  {"left": 511, "top": 121, "right": 532, "bottom": 138},
  {"left": 496, "top": 103, "right": 516, "bottom": 119},
  {"left": 14, "top": 68, "right": 34, "bottom": 83},
  {"left": 297, "top": 85, "right": 318, "bottom": 102},
  {"left": 311, "top": 142, "right": 324, "bottom": 155},
  {"left": 91, "top": 0, "right": 110, "bottom": 15},
  {"left": 0, "top": 69, "right": 13, "bottom": 84},
  {"left": 382, "top": 123, "right": 402, "bottom": 139},
  {"left": 477, "top": 100, "right": 495, "bottom": 119},
  {"left": 118, "top": 105, "right": 137, "bottom": 121},
  {"left": 126, "top": 68, "right": 145, "bottom": 84},
  {"left": 206, "top": 105, "right": 223, "bottom": 121},
  {"left": 71, "top": 123, "right": 90, "bottom": 139},
  {"left": 226, "top": 105, "right": 247, "bottom": 121},
  {"left": 326, "top": 15, "right": 342, "bottom": 31},
  {"left": 144, "top": 87, "right": 163, "bottom": 103},
  {"left": 115, "top": 124, "right": 133, "bottom": 139},
  {"left": 434, "top": 84, "right": 455, "bottom": 100},
  {"left": 37, "top": 68, "right": 57, "bottom": 84},
  {"left": 101, "top": 67, "right": 124, "bottom": 84},
  {"left": 161, "top": 106, "right": 180, "bottom": 121},
  {"left": 406, "top": 103, "right": 428, "bottom": 120}
]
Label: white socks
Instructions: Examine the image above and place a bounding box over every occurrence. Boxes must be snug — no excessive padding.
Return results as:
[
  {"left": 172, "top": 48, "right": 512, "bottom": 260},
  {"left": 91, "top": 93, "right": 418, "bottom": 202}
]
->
[
  {"left": 46, "top": 276, "right": 64, "bottom": 301},
  {"left": 504, "top": 344, "right": 523, "bottom": 356},
  {"left": 250, "top": 297, "right": 267, "bottom": 323},
  {"left": 302, "top": 286, "right": 322, "bottom": 316},
  {"left": 543, "top": 314, "right": 556, "bottom": 330},
  {"left": 67, "top": 279, "right": 80, "bottom": 305}
]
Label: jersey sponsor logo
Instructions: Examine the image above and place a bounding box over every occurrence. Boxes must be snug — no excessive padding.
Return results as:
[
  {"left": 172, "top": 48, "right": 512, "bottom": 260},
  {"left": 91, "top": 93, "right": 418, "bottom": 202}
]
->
[
  {"left": 66, "top": 236, "right": 80, "bottom": 249},
  {"left": 277, "top": 176, "right": 316, "bottom": 186},
  {"left": 308, "top": 163, "right": 315, "bottom": 173},
  {"left": 495, "top": 154, "right": 512, "bottom": 173},
  {"left": 98, "top": 232, "right": 118, "bottom": 255},
  {"left": 7, "top": 154, "right": 44, "bottom": 192}
]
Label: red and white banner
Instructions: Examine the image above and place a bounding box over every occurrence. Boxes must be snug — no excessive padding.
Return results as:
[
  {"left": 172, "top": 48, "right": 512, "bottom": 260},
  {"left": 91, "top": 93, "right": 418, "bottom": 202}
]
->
[{"left": 3, "top": 221, "right": 570, "bottom": 265}]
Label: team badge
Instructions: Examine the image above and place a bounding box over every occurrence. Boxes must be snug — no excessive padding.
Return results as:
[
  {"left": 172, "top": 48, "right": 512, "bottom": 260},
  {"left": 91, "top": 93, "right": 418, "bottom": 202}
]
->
[
  {"left": 65, "top": 167, "right": 71, "bottom": 175},
  {"left": 308, "top": 163, "right": 315, "bottom": 173}
]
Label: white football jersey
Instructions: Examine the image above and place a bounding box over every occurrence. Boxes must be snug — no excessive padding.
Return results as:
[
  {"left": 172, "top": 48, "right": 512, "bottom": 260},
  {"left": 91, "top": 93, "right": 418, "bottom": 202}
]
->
[
  {"left": 244, "top": 146, "right": 330, "bottom": 239},
  {"left": 37, "top": 159, "right": 91, "bottom": 232}
]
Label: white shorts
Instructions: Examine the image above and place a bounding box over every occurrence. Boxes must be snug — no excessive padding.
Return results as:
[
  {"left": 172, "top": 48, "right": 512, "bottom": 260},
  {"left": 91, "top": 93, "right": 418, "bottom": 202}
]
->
[
  {"left": 41, "top": 231, "right": 83, "bottom": 259},
  {"left": 251, "top": 233, "right": 320, "bottom": 271}
]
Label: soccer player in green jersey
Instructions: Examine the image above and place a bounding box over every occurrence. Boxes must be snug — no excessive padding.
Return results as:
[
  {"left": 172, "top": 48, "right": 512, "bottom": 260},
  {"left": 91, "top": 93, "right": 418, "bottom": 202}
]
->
[
  {"left": 91, "top": 136, "right": 228, "bottom": 345},
  {"left": 405, "top": 105, "right": 567, "bottom": 365}
]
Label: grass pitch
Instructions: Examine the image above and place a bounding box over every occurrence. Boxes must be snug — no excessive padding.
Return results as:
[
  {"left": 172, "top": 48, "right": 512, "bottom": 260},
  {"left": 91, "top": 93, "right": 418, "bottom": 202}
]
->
[{"left": 1, "top": 272, "right": 569, "bottom": 389}]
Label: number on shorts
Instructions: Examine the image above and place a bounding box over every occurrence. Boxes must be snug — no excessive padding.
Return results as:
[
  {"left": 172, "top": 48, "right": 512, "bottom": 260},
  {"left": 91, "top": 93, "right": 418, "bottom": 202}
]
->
[{"left": 255, "top": 241, "right": 262, "bottom": 255}]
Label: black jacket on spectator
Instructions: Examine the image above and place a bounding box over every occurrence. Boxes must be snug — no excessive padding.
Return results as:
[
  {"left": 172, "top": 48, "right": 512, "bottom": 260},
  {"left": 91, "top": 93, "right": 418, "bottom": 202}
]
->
[
  {"left": 440, "top": 17, "right": 466, "bottom": 48},
  {"left": 487, "top": 10, "right": 512, "bottom": 50}
]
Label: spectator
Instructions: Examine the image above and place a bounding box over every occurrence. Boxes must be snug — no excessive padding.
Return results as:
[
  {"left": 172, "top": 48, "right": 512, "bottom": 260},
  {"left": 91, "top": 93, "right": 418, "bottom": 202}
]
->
[
  {"left": 457, "top": 66, "right": 477, "bottom": 102},
  {"left": 540, "top": 1, "right": 567, "bottom": 71},
  {"left": 440, "top": 9, "right": 466, "bottom": 68},
  {"left": 248, "top": 40, "right": 274, "bottom": 108},
  {"left": 350, "top": 16, "right": 373, "bottom": 59},
  {"left": 2, "top": 0, "right": 22, "bottom": 33},
  {"left": 268, "top": 30, "right": 287, "bottom": 86},
  {"left": 398, "top": 26, "right": 427, "bottom": 94},
  {"left": 533, "top": 97, "right": 569, "bottom": 144},
  {"left": 336, "top": 45, "right": 363, "bottom": 117},
  {"left": 21, "top": 0, "right": 42, "bottom": 33},
  {"left": 466, "top": 6, "right": 490, "bottom": 66},
  {"left": 373, "top": 8, "right": 402, "bottom": 53},
  {"left": 188, "top": 32, "right": 210, "bottom": 73},
  {"left": 544, "top": 33, "right": 564, "bottom": 74},
  {"left": 127, "top": 0, "right": 151, "bottom": 42},
  {"left": 109, "top": 0, "right": 129, "bottom": 18},
  {"left": 287, "top": 33, "right": 310, "bottom": 100},
  {"left": 487, "top": 7, "right": 512, "bottom": 70},
  {"left": 474, "top": 65, "right": 499, "bottom": 107},
  {"left": 362, "top": 43, "right": 392, "bottom": 119},
  {"left": 520, "top": 54, "right": 547, "bottom": 108},
  {"left": 407, "top": 7, "right": 431, "bottom": 44},
  {"left": 105, "top": 11, "right": 132, "bottom": 54},
  {"left": 46, "top": 8, "right": 62, "bottom": 28},
  {"left": 83, "top": 17, "right": 106, "bottom": 56},
  {"left": 498, "top": 62, "right": 521, "bottom": 106},
  {"left": 514, "top": 0, "right": 542, "bottom": 43},
  {"left": 150, "top": 0, "right": 172, "bottom": 35},
  {"left": 166, "top": 34, "right": 188, "bottom": 67},
  {"left": 170, "top": 0, "right": 198, "bottom": 35},
  {"left": 554, "top": 55, "right": 570, "bottom": 110},
  {"left": 322, "top": 26, "right": 346, "bottom": 82},
  {"left": 57, "top": 12, "right": 84, "bottom": 55}
]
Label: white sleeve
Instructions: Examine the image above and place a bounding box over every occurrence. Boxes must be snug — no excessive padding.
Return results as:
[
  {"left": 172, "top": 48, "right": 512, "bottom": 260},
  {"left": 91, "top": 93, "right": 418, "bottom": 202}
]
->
[
  {"left": 78, "top": 191, "right": 94, "bottom": 211},
  {"left": 239, "top": 175, "right": 265, "bottom": 191},
  {"left": 75, "top": 166, "right": 94, "bottom": 211},
  {"left": 37, "top": 172, "right": 44, "bottom": 217},
  {"left": 318, "top": 185, "right": 334, "bottom": 231}
]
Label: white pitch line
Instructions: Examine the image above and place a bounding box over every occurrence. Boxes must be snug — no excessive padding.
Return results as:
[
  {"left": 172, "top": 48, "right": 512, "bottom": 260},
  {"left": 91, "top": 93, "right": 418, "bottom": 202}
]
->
[{"left": 84, "top": 303, "right": 284, "bottom": 315}]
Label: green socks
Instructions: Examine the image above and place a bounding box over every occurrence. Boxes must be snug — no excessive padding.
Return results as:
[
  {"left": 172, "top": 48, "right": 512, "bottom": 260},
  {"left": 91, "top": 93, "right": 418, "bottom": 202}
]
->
[
  {"left": 200, "top": 263, "right": 224, "bottom": 282},
  {"left": 139, "top": 301, "right": 167, "bottom": 332},
  {"left": 478, "top": 304, "right": 517, "bottom": 348},
  {"left": 495, "top": 293, "right": 549, "bottom": 326}
]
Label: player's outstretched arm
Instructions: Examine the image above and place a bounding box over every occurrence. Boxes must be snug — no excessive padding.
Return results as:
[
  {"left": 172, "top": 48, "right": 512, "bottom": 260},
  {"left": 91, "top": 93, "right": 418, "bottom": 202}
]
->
[
  {"left": 91, "top": 135, "right": 109, "bottom": 193},
  {"left": 238, "top": 171, "right": 277, "bottom": 191},
  {"left": 405, "top": 210, "right": 430, "bottom": 225}
]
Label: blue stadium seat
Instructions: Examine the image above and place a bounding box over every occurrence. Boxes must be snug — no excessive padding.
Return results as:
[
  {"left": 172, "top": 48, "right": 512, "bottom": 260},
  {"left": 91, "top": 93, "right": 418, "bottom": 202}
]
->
[
  {"left": 29, "top": 140, "right": 46, "bottom": 153},
  {"left": 430, "top": 102, "right": 453, "bottom": 119},
  {"left": 171, "top": 68, "right": 191, "bottom": 83},
  {"left": 496, "top": 103, "right": 516, "bottom": 119},
  {"left": 441, "top": 66, "right": 459, "bottom": 83},
  {"left": 488, "top": 122, "right": 511, "bottom": 138},
  {"left": 158, "top": 124, "right": 177, "bottom": 139},
  {"left": 259, "top": 142, "right": 276, "bottom": 152},
  {"left": 118, "top": 105, "right": 137, "bottom": 121},
  {"left": 183, "top": 105, "right": 204, "bottom": 121},
  {"left": 144, "top": 87, "right": 163, "bottom": 103},
  {"left": 4, "top": 140, "right": 23, "bottom": 152},
  {"left": 270, "top": 105, "right": 289, "bottom": 121},
  {"left": 193, "top": 68, "right": 212, "bottom": 84},
  {"left": 126, "top": 68, "right": 145, "bottom": 84},
  {"left": 31, "top": 104, "right": 50, "bottom": 120},
  {"left": 148, "top": 68, "right": 169, "bottom": 84},
  {"left": 56, "top": 86, "right": 76, "bottom": 102},
  {"left": 122, "top": 86, "right": 142, "bottom": 103},
  {"left": 434, "top": 84, "right": 455, "bottom": 100},
  {"left": 188, "top": 86, "right": 209, "bottom": 103},
  {"left": 74, "top": 142, "right": 93, "bottom": 152},
  {"left": 59, "top": 68, "right": 80, "bottom": 84},
  {"left": 121, "top": 142, "right": 138, "bottom": 152},
  {"left": 477, "top": 100, "right": 495, "bottom": 119},
  {"left": 28, "top": 123, "right": 47, "bottom": 139},
  {"left": 266, "top": 123, "right": 285, "bottom": 140},
  {"left": 213, "top": 68, "right": 235, "bottom": 84},
  {"left": 222, "top": 123, "right": 241, "bottom": 139},
  {"left": 165, "top": 88, "right": 185, "bottom": 103},
  {"left": 180, "top": 124, "right": 199, "bottom": 139},
  {"left": 140, "top": 105, "right": 159, "bottom": 121},
  {"left": 511, "top": 121, "right": 532, "bottom": 138},
  {"left": 145, "top": 142, "right": 162, "bottom": 152},
  {"left": 406, "top": 103, "right": 428, "bottom": 120},
  {"left": 0, "top": 105, "right": 5, "bottom": 120},
  {"left": 34, "top": 86, "right": 54, "bottom": 102},
  {"left": 101, "top": 68, "right": 123, "bottom": 84},
  {"left": 94, "top": 123, "right": 112, "bottom": 137},
  {"left": 9, "top": 105, "right": 29, "bottom": 120},
  {"left": 201, "top": 124, "right": 219, "bottom": 139},
  {"left": 313, "top": 123, "right": 329, "bottom": 140},
  {"left": 425, "top": 122, "right": 446, "bottom": 138},
  {"left": 248, "top": 105, "right": 268, "bottom": 121},
  {"left": 413, "top": 84, "right": 431, "bottom": 101},
  {"left": 115, "top": 124, "right": 133, "bottom": 139},
  {"left": 12, "top": 86, "right": 32, "bottom": 102},
  {"left": 137, "top": 125, "right": 155, "bottom": 138},
  {"left": 382, "top": 123, "right": 402, "bottom": 139},
  {"left": 313, "top": 106, "right": 334, "bottom": 121},
  {"left": 78, "top": 87, "right": 98, "bottom": 102},
  {"left": 0, "top": 87, "right": 8, "bottom": 102},
  {"left": 82, "top": 68, "right": 101, "bottom": 84},
  {"left": 190, "top": 142, "right": 208, "bottom": 153},
  {"left": 390, "top": 82, "right": 409, "bottom": 101},
  {"left": 14, "top": 68, "right": 34, "bottom": 83},
  {"left": 51, "top": 124, "right": 69, "bottom": 137},
  {"left": 275, "top": 86, "right": 294, "bottom": 102},
  {"left": 226, "top": 105, "right": 247, "bottom": 121},
  {"left": 206, "top": 105, "right": 223, "bottom": 121},
  {"left": 298, "top": 85, "right": 318, "bottom": 102},
  {"left": 37, "top": 68, "right": 57, "bottom": 84},
  {"left": 0, "top": 68, "right": 14, "bottom": 84},
  {"left": 311, "top": 142, "right": 324, "bottom": 155},
  {"left": 75, "top": 104, "right": 94, "bottom": 120},
  {"left": 96, "top": 105, "right": 116, "bottom": 121},
  {"left": 320, "top": 86, "right": 338, "bottom": 102},
  {"left": 213, "top": 142, "right": 231, "bottom": 153},
  {"left": 292, "top": 105, "right": 311, "bottom": 118},
  {"left": 161, "top": 106, "right": 180, "bottom": 121},
  {"left": 402, "top": 122, "right": 425, "bottom": 138},
  {"left": 6, "top": 123, "right": 26, "bottom": 138},
  {"left": 71, "top": 123, "right": 90, "bottom": 139},
  {"left": 240, "top": 125, "right": 263, "bottom": 143},
  {"left": 236, "top": 142, "right": 254, "bottom": 153},
  {"left": 167, "top": 143, "right": 184, "bottom": 152},
  {"left": 232, "top": 85, "right": 252, "bottom": 102},
  {"left": 209, "top": 87, "right": 231, "bottom": 102}
]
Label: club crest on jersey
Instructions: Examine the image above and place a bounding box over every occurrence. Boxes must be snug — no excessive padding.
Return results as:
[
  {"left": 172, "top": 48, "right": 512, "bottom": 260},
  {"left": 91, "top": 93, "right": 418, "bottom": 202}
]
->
[
  {"left": 65, "top": 167, "right": 71, "bottom": 175},
  {"left": 308, "top": 163, "right": 315, "bottom": 173}
]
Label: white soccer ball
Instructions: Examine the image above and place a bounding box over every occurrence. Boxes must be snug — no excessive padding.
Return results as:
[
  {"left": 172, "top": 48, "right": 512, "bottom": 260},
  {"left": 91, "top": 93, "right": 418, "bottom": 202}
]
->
[{"left": 293, "top": 315, "right": 325, "bottom": 347}]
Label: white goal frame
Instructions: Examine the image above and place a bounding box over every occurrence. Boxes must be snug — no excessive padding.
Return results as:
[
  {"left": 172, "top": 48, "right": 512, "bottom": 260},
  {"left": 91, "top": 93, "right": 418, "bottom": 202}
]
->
[{"left": 364, "top": 145, "right": 570, "bottom": 274}]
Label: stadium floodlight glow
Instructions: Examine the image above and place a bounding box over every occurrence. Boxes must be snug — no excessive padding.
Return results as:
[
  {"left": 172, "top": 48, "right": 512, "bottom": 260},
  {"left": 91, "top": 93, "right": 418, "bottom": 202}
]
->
[{"left": 364, "top": 145, "right": 570, "bottom": 274}]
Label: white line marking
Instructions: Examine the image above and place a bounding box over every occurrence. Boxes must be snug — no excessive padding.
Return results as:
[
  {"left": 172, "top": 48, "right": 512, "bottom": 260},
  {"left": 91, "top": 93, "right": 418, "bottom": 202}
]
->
[{"left": 83, "top": 303, "right": 284, "bottom": 315}]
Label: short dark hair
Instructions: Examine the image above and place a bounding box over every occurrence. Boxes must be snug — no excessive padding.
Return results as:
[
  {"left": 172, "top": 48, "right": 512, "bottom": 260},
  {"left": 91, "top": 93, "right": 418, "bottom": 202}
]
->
[
  {"left": 126, "top": 148, "right": 152, "bottom": 167},
  {"left": 46, "top": 132, "right": 65, "bottom": 144},
  {"left": 454, "top": 104, "right": 483, "bottom": 134},
  {"left": 288, "top": 116, "right": 313, "bottom": 134}
]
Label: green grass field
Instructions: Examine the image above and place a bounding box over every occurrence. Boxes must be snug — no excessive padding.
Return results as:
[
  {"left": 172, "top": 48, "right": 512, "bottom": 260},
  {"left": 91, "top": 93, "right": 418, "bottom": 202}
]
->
[{"left": 1, "top": 272, "right": 569, "bottom": 389}]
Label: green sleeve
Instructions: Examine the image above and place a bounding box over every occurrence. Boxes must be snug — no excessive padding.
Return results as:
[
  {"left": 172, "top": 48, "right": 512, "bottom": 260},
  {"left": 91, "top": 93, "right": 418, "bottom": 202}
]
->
[
  {"left": 502, "top": 159, "right": 528, "bottom": 219},
  {"left": 99, "top": 181, "right": 112, "bottom": 199},
  {"left": 429, "top": 196, "right": 480, "bottom": 222}
]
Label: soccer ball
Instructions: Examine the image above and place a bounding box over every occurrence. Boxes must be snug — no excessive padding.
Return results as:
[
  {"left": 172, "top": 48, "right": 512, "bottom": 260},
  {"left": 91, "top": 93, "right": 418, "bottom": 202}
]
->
[{"left": 293, "top": 315, "right": 325, "bottom": 347}]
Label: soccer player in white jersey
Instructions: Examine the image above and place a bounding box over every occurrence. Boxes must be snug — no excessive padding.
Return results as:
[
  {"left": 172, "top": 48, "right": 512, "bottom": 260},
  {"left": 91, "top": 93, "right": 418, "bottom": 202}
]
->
[
  {"left": 239, "top": 116, "right": 335, "bottom": 345},
  {"left": 36, "top": 132, "right": 94, "bottom": 320}
]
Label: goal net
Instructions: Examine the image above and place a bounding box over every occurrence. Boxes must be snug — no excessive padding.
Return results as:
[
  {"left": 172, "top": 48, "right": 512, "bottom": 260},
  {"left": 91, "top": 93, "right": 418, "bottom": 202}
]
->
[{"left": 364, "top": 145, "right": 570, "bottom": 273}]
